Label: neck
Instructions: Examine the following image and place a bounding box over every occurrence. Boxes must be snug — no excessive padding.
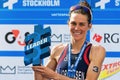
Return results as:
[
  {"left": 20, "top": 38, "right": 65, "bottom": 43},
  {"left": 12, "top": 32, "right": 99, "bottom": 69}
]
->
[{"left": 71, "top": 39, "right": 86, "bottom": 54}]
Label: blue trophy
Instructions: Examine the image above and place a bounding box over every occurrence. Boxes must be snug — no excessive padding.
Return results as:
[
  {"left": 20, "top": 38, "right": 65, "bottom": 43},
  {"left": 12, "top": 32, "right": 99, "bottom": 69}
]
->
[{"left": 24, "top": 25, "right": 51, "bottom": 66}]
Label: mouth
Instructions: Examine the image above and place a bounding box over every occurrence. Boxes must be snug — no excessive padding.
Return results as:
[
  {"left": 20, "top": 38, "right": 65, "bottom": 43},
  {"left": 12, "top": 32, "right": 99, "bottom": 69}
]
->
[{"left": 73, "top": 31, "right": 82, "bottom": 35}]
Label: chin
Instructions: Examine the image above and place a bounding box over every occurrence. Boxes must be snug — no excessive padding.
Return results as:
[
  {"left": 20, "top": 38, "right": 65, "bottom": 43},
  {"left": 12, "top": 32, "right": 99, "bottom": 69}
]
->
[{"left": 74, "top": 38, "right": 82, "bottom": 41}]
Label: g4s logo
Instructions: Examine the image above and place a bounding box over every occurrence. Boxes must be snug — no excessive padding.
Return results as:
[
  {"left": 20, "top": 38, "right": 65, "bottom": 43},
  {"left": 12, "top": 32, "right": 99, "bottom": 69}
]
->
[{"left": 5, "top": 29, "right": 29, "bottom": 46}]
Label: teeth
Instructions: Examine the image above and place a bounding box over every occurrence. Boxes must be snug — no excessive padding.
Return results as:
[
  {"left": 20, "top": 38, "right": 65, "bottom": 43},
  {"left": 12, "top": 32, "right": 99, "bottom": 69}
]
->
[
  {"left": 75, "top": 33, "right": 80, "bottom": 34},
  {"left": 74, "top": 32, "right": 81, "bottom": 34}
]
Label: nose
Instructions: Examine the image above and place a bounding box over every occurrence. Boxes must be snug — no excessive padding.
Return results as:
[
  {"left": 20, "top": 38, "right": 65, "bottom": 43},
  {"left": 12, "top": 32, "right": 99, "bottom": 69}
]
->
[{"left": 74, "top": 24, "right": 80, "bottom": 30}]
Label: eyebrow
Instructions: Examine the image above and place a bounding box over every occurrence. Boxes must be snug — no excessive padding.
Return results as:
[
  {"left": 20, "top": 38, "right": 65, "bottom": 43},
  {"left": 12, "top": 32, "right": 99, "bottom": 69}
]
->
[{"left": 70, "top": 21, "right": 88, "bottom": 23}]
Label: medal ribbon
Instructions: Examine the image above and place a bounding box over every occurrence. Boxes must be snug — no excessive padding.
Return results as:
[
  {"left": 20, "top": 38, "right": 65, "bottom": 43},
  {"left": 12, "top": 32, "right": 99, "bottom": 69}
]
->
[{"left": 67, "top": 41, "right": 87, "bottom": 78}]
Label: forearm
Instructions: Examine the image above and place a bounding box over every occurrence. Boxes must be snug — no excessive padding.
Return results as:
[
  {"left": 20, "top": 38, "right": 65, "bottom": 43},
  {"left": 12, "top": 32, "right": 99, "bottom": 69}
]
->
[
  {"left": 34, "top": 71, "right": 49, "bottom": 80},
  {"left": 34, "top": 71, "right": 43, "bottom": 80}
]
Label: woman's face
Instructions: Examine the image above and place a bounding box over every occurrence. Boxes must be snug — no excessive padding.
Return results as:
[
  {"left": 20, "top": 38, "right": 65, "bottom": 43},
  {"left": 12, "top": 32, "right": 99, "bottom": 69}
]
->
[{"left": 68, "top": 13, "right": 92, "bottom": 41}]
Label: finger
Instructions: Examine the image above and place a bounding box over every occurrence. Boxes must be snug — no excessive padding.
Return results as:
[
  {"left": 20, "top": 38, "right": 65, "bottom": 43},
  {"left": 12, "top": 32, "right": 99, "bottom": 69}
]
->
[
  {"left": 32, "top": 66, "right": 41, "bottom": 71},
  {"left": 36, "top": 66, "right": 45, "bottom": 69}
]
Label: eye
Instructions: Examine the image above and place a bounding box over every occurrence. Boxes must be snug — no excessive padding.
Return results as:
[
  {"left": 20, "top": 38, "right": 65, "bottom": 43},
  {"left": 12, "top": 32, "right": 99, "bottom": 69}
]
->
[
  {"left": 79, "top": 23, "right": 85, "bottom": 27},
  {"left": 70, "top": 22, "right": 76, "bottom": 26}
]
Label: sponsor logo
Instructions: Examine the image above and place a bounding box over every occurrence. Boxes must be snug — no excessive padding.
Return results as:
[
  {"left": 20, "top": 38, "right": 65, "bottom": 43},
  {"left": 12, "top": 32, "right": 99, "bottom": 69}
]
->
[
  {"left": 93, "top": 0, "right": 120, "bottom": 9},
  {"left": 90, "top": 25, "right": 120, "bottom": 51},
  {"left": 5, "top": 29, "right": 28, "bottom": 46},
  {"left": 0, "top": 24, "right": 34, "bottom": 51},
  {"left": 92, "top": 33, "right": 120, "bottom": 43},
  {"left": 99, "top": 61, "right": 120, "bottom": 79},
  {"left": 44, "top": 25, "right": 70, "bottom": 44},
  {"left": 1, "top": 0, "right": 60, "bottom": 10},
  {"left": 0, "top": 65, "right": 16, "bottom": 74},
  {"left": 104, "top": 33, "right": 120, "bottom": 43},
  {"left": 3, "top": 0, "right": 18, "bottom": 10},
  {"left": 22, "top": 0, "right": 60, "bottom": 7},
  {"left": 93, "top": 33, "right": 102, "bottom": 43},
  {"left": 115, "top": 0, "right": 120, "bottom": 6},
  {"left": 51, "top": 34, "right": 62, "bottom": 42},
  {"left": 17, "top": 66, "right": 33, "bottom": 74},
  {"left": 51, "top": 34, "right": 70, "bottom": 43},
  {"left": 63, "top": 34, "right": 70, "bottom": 42},
  {"left": 95, "top": 0, "right": 110, "bottom": 9}
]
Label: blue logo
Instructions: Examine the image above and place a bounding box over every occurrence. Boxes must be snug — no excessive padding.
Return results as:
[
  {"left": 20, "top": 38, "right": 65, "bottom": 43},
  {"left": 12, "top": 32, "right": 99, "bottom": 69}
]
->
[
  {"left": 2, "top": 0, "right": 18, "bottom": 10},
  {"left": 95, "top": 0, "right": 110, "bottom": 9},
  {"left": 24, "top": 25, "right": 51, "bottom": 66},
  {"left": 91, "top": 0, "right": 120, "bottom": 9}
]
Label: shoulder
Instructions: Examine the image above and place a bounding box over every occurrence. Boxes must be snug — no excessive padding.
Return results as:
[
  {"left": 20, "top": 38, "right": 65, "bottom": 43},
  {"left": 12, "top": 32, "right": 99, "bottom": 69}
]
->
[
  {"left": 90, "top": 44, "right": 106, "bottom": 62},
  {"left": 91, "top": 44, "right": 106, "bottom": 53},
  {"left": 50, "top": 43, "right": 68, "bottom": 58},
  {"left": 51, "top": 43, "right": 67, "bottom": 54}
]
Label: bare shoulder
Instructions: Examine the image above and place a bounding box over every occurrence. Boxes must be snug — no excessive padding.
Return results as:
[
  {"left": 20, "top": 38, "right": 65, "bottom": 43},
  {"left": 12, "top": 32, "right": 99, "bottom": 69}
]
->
[
  {"left": 92, "top": 44, "right": 106, "bottom": 53},
  {"left": 46, "top": 43, "right": 67, "bottom": 69},
  {"left": 50, "top": 43, "right": 67, "bottom": 59},
  {"left": 90, "top": 44, "right": 106, "bottom": 61}
]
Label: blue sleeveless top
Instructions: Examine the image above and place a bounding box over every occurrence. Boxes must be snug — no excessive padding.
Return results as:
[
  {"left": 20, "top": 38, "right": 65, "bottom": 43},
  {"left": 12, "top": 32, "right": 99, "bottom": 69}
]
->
[{"left": 56, "top": 43, "right": 92, "bottom": 80}]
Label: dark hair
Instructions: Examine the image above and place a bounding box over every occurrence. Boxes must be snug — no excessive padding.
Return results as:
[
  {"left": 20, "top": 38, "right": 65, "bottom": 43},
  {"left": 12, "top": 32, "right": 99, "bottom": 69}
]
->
[
  {"left": 69, "top": 0, "right": 92, "bottom": 24},
  {"left": 79, "top": 0, "right": 91, "bottom": 9}
]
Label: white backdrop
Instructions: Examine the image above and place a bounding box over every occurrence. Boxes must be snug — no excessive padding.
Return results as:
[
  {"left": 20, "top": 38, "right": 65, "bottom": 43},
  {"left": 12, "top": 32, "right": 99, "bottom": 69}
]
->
[{"left": 0, "top": 24, "right": 120, "bottom": 80}]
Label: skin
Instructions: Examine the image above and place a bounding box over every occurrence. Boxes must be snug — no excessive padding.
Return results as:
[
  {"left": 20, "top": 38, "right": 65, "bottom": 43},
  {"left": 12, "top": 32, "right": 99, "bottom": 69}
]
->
[{"left": 32, "top": 12, "right": 106, "bottom": 80}]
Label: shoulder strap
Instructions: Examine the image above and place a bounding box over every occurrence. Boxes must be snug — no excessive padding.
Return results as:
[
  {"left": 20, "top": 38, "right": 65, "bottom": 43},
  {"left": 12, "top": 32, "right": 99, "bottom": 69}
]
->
[
  {"left": 57, "top": 44, "right": 68, "bottom": 65},
  {"left": 83, "top": 43, "right": 92, "bottom": 65}
]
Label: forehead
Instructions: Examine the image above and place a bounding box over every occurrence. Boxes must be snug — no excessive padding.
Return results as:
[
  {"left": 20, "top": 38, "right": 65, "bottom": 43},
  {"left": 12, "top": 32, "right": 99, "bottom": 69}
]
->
[{"left": 70, "top": 13, "right": 88, "bottom": 22}]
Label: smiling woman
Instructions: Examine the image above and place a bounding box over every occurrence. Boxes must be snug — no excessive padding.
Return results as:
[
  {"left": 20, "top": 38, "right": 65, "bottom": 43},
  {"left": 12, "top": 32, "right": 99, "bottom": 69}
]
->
[
  {"left": 22, "top": 0, "right": 60, "bottom": 7},
  {"left": 32, "top": 0, "right": 106, "bottom": 80}
]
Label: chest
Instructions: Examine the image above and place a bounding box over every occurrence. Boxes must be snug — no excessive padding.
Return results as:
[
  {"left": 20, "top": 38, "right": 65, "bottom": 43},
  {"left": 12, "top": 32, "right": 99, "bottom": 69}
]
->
[{"left": 56, "top": 43, "right": 92, "bottom": 71}]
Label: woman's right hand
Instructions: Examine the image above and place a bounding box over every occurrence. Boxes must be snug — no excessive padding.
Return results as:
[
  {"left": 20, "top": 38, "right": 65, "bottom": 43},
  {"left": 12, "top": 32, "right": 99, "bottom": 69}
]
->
[
  {"left": 32, "top": 66, "right": 59, "bottom": 80},
  {"left": 32, "top": 66, "right": 43, "bottom": 80}
]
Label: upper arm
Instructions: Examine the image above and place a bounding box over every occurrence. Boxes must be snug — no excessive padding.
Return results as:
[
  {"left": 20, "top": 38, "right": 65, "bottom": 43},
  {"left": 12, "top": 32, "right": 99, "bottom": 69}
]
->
[
  {"left": 86, "top": 45, "right": 106, "bottom": 80},
  {"left": 46, "top": 44, "right": 65, "bottom": 71},
  {"left": 45, "top": 46, "right": 58, "bottom": 71}
]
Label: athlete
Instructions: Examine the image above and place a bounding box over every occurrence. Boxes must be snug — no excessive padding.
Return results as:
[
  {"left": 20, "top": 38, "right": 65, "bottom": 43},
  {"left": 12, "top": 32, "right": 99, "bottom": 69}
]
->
[{"left": 32, "top": 0, "right": 106, "bottom": 80}]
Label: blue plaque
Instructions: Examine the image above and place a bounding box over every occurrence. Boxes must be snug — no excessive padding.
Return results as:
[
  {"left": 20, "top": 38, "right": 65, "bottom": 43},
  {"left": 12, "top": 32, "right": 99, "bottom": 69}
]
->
[{"left": 24, "top": 25, "right": 51, "bottom": 66}]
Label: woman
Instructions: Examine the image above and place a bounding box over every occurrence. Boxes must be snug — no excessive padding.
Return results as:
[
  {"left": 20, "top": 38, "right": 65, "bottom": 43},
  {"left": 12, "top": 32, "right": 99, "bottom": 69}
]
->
[{"left": 32, "top": 1, "right": 106, "bottom": 80}]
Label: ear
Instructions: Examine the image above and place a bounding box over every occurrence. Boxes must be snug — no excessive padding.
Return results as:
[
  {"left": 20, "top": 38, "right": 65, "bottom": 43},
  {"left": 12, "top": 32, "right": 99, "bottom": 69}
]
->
[{"left": 88, "top": 23, "right": 92, "bottom": 29}]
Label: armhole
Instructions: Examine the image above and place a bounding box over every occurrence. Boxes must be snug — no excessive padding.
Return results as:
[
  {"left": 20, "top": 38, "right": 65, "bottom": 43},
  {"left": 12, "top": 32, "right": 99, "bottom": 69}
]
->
[
  {"left": 57, "top": 44, "right": 68, "bottom": 65},
  {"left": 83, "top": 43, "right": 92, "bottom": 65}
]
